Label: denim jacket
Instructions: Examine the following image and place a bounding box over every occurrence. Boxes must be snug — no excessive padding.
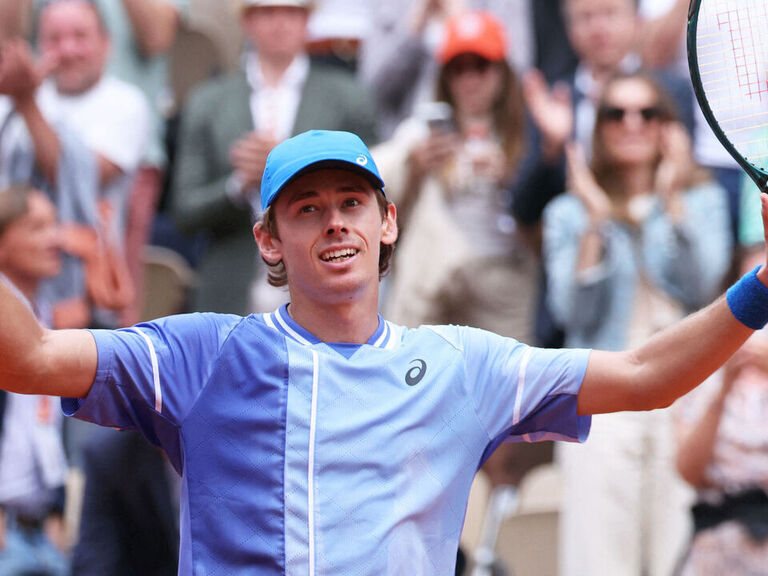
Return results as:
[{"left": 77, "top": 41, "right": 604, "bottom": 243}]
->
[{"left": 542, "top": 181, "right": 732, "bottom": 350}]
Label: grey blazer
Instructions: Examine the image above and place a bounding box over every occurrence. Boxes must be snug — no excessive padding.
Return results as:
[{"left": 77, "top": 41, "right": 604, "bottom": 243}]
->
[{"left": 171, "top": 60, "right": 378, "bottom": 314}]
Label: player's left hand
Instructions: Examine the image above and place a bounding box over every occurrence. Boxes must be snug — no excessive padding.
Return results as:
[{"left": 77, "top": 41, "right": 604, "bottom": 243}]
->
[{"left": 759, "top": 193, "right": 768, "bottom": 288}]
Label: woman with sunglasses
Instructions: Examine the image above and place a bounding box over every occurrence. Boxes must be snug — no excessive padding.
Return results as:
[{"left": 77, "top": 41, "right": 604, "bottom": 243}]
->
[{"left": 542, "top": 71, "right": 732, "bottom": 576}]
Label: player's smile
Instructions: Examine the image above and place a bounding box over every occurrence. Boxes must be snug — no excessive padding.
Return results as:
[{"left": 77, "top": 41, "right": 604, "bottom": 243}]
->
[{"left": 319, "top": 246, "right": 359, "bottom": 264}]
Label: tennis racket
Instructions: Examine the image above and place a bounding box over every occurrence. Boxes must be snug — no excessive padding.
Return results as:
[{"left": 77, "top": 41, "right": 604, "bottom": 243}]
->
[{"left": 688, "top": 0, "right": 768, "bottom": 191}]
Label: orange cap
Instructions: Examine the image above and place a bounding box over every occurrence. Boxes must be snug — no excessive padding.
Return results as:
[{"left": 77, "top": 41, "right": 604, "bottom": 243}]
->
[{"left": 438, "top": 10, "right": 507, "bottom": 65}]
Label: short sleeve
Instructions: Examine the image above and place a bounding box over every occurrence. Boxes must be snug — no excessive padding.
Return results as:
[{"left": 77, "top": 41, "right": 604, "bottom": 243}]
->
[
  {"left": 453, "top": 326, "right": 592, "bottom": 445},
  {"left": 62, "top": 313, "right": 241, "bottom": 469}
]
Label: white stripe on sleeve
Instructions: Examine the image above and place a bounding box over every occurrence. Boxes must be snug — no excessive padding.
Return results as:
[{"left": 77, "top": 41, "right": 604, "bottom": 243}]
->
[{"left": 129, "top": 327, "right": 163, "bottom": 414}]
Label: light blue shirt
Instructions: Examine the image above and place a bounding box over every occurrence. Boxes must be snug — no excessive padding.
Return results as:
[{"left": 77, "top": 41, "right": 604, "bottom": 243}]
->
[{"left": 64, "top": 306, "right": 590, "bottom": 575}]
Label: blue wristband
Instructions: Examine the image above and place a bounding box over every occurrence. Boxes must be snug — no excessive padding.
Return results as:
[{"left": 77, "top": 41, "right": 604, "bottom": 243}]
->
[{"left": 726, "top": 265, "right": 768, "bottom": 330}]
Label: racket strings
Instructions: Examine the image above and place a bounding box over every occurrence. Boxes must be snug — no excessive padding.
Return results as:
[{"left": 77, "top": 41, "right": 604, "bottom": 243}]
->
[{"left": 695, "top": 0, "right": 768, "bottom": 170}]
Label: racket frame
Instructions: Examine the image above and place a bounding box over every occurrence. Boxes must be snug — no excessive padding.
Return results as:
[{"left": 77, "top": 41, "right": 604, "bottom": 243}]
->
[{"left": 687, "top": 0, "right": 768, "bottom": 191}]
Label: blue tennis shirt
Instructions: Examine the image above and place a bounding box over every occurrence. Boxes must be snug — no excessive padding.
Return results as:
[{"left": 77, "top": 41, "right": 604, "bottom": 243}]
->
[{"left": 63, "top": 305, "right": 591, "bottom": 575}]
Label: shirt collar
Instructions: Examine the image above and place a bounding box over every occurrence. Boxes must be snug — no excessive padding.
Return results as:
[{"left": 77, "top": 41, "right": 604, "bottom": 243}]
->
[
  {"left": 245, "top": 52, "right": 310, "bottom": 92},
  {"left": 263, "top": 304, "right": 395, "bottom": 349}
]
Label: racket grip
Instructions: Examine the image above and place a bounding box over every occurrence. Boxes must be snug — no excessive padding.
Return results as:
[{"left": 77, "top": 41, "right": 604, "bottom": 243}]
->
[{"left": 727, "top": 266, "right": 768, "bottom": 330}]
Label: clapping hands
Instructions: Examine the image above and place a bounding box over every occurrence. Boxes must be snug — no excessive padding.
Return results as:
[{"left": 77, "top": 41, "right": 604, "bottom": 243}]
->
[
  {"left": 0, "top": 39, "right": 54, "bottom": 103},
  {"left": 654, "top": 121, "right": 693, "bottom": 220},
  {"left": 565, "top": 141, "right": 611, "bottom": 225},
  {"left": 523, "top": 69, "right": 574, "bottom": 163}
]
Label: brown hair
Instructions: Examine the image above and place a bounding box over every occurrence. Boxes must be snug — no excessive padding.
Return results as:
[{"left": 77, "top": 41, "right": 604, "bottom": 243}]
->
[
  {"left": 0, "top": 185, "right": 32, "bottom": 237},
  {"left": 259, "top": 191, "right": 395, "bottom": 287},
  {"left": 436, "top": 58, "right": 526, "bottom": 177},
  {"left": 590, "top": 70, "right": 711, "bottom": 217}
]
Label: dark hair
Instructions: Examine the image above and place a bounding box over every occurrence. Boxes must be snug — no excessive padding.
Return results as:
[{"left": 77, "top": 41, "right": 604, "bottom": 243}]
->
[
  {"left": 435, "top": 57, "right": 526, "bottom": 177},
  {"left": 259, "top": 190, "right": 395, "bottom": 287},
  {"left": 0, "top": 185, "right": 32, "bottom": 236}
]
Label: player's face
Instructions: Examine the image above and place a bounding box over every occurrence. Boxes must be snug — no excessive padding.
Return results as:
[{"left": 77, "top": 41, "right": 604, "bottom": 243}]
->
[
  {"left": 0, "top": 191, "right": 62, "bottom": 282},
  {"left": 255, "top": 169, "right": 397, "bottom": 304},
  {"left": 39, "top": 0, "right": 110, "bottom": 95},
  {"left": 597, "top": 78, "right": 664, "bottom": 168}
]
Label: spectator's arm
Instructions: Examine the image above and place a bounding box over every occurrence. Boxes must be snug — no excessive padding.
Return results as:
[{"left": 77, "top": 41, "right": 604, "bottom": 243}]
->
[
  {"left": 675, "top": 376, "right": 729, "bottom": 487},
  {"left": 639, "top": 0, "right": 688, "bottom": 69},
  {"left": 0, "top": 0, "right": 30, "bottom": 40},
  {"left": 14, "top": 94, "right": 60, "bottom": 184},
  {"left": 363, "top": 33, "right": 429, "bottom": 121},
  {"left": 121, "top": 0, "right": 181, "bottom": 57},
  {"left": 17, "top": 95, "right": 124, "bottom": 188}
]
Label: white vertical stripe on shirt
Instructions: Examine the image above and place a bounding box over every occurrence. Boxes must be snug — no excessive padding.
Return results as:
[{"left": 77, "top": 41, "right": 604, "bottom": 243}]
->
[
  {"left": 513, "top": 348, "right": 532, "bottom": 426},
  {"left": 308, "top": 350, "right": 320, "bottom": 576},
  {"left": 129, "top": 328, "right": 162, "bottom": 414}
]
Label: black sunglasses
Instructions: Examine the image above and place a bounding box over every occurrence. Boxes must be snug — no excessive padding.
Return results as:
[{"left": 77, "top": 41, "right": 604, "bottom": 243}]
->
[
  {"left": 598, "top": 105, "right": 665, "bottom": 123},
  {"left": 446, "top": 55, "right": 494, "bottom": 76}
]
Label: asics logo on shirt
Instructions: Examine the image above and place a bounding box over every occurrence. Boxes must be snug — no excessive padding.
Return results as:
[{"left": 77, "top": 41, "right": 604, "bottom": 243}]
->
[{"left": 405, "top": 359, "right": 427, "bottom": 386}]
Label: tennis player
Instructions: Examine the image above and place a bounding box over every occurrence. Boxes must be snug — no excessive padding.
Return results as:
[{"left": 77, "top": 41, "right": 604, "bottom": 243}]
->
[{"left": 1, "top": 130, "right": 767, "bottom": 575}]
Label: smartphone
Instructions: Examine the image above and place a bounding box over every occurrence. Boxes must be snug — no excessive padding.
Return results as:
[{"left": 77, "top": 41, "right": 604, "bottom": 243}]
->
[{"left": 416, "top": 101, "right": 456, "bottom": 133}]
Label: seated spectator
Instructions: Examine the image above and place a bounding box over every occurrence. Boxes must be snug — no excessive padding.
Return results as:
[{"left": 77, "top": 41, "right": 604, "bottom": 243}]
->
[
  {"left": 0, "top": 184, "right": 69, "bottom": 576},
  {"left": 171, "top": 0, "right": 378, "bottom": 316},
  {"left": 542, "top": 71, "right": 731, "bottom": 576}
]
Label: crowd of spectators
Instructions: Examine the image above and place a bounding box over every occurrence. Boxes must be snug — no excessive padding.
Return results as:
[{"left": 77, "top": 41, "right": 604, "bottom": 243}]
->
[{"left": 0, "top": 0, "right": 765, "bottom": 575}]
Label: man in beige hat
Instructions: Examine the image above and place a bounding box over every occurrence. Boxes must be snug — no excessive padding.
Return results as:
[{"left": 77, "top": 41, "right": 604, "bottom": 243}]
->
[{"left": 171, "top": 0, "right": 378, "bottom": 316}]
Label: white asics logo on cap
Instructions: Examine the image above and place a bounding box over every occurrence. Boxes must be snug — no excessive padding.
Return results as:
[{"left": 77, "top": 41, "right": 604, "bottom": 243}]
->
[{"left": 356, "top": 155, "right": 368, "bottom": 166}]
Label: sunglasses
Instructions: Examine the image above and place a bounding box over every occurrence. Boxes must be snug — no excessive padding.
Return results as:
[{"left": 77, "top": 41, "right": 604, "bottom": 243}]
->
[
  {"left": 598, "top": 105, "right": 665, "bottom": 123},
  {"left": 446, "top": 55, "right": 494, "bottom": 76}
]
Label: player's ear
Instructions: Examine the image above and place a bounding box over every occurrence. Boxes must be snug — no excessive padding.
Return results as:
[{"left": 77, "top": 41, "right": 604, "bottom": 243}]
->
[
  {"left": 380, "top": 202, "right": 398, "bottom": 246},
  {"left": 253, "top": 221, "right": 282, "bottom": 265}
]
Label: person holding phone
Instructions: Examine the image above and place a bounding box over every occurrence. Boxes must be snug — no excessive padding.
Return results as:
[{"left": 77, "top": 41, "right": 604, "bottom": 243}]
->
[
  {"left": 371, "top": 10, "right": 545, "bottom": 497},
  {"left": 373, "top": 10, "right": 534, "bottom": 345}
]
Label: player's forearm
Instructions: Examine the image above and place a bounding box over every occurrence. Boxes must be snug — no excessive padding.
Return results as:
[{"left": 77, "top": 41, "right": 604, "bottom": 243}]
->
[
  {"left": 580, "top": 295, "right": 753, "bottom": 415},
  {"left": 0, "top": 282, "right": 96, "bottom": 397},
  {"left": 121, "top": 0, "right": 180, "bottom": 56},
  {"left": 15, "top": 95, "right": 60, "bottom": 185},
  {"left": 0, "top": 279, "right": 48, "bottom": 394}
]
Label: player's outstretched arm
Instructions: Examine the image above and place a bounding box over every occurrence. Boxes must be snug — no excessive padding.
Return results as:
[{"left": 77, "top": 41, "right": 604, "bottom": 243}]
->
[
  {"left": 577, "top": 193, "right": 768, "bottom": 416},
  {"left": 0, "top": 280, "right": 96, "bottom": 398}
]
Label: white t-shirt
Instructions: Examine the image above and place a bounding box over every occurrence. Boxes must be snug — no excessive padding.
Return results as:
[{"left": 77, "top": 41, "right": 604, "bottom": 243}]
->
[
  {"left": 36, "top": 76, "right": 150, "bottom": 237},
  {"left": 37, "top": 76, "right": 149, "bottom": 175}
]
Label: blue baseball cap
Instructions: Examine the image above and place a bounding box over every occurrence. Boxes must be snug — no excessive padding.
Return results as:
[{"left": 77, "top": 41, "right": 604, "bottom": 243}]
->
[{"left": 260, "top": 130, "right": 385, "bottom": 212}]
